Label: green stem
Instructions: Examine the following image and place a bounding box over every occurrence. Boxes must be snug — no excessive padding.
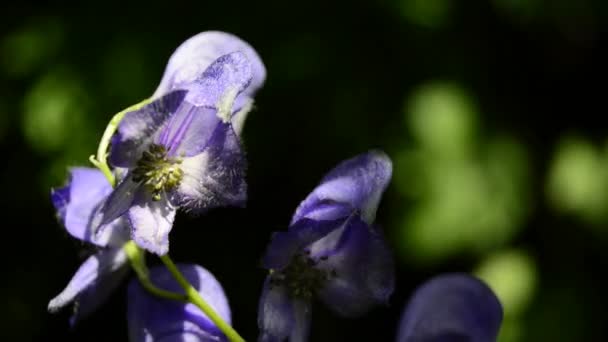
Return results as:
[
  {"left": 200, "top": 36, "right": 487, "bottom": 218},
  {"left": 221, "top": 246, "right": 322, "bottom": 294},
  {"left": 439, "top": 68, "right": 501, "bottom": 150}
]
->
[
  {"left": 90, "top": 97, "right": 153, "bottom": 186},
  {"left": 123, "top": 241, "right": 187, "bottom": 302},
  {"left": 159, "top": 254, "right": 246, "bottom": 342}
]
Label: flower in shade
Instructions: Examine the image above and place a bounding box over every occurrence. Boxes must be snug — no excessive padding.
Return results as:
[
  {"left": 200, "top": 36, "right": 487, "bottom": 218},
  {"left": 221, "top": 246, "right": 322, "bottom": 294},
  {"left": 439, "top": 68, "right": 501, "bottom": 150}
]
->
[
  {"left": 93, "top": 32, "right": 266, "bottom": 255},
  {"left": 128, "top": 264, "right": 231, "bottom": 342},
  {"left": 258, "top": 151, "right": 395, "bottom": 342},
  {"left": 48, "top": 167, "right": 131, "bottom": 324},
  {"left": 396, "top": 273, "right": 503, "bottom": 342}
]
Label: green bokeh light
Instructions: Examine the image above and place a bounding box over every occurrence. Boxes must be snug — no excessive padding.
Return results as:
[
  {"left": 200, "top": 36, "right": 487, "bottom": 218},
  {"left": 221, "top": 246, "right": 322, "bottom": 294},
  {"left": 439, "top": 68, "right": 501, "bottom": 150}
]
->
[
  {"left": 397, "top": 0, "right": 451, "bottom": 28},
  {"left": 475, "top": 249, "right": 537, "bottom": 317},
  {"left": 395, "top": 81, "right": 529, "bottom": 264},
  {"left": 1, "top": 18, "right": 63, "bottom": 78},
  {"left": 546, "top": 136, "right": 608, "bottom": 224},
  {"left": 406, "top": 81, "right": 477, "bottom": 158}
]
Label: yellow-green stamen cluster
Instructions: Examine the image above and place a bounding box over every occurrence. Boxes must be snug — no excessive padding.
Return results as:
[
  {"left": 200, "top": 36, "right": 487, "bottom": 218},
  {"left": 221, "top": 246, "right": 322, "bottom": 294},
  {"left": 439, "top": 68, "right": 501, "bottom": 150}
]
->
[
  {"left": 269, "top": 251, "right": 336, "bottom": 300},
  {"left": 132, "top": 144, "right": 184, "bottom": 201}
]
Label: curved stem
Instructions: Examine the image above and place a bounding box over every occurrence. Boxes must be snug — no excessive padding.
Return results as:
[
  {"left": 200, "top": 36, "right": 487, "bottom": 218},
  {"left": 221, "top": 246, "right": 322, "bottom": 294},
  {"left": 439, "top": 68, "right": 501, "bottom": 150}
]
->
[
  {"left": 123, "top": 241, "right": 187, "bottom": 302},
  {"left": 90, "top": 97, "right": 152, "bottom": 186},
  {"left": 159, "top": 254, "right": 246, "bottom": 342}
]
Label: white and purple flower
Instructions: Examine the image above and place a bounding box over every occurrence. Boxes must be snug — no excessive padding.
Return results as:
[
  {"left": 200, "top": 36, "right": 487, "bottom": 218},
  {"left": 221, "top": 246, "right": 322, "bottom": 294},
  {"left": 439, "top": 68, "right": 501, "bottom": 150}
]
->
[
  {"left": 48, "top": 167, "right": 130, "bottom": 324},
  {"left": 127, "top": 264, "right": 231, "bottom": 342},
  {"left": 94, "top": 32, "right": 266, "bottom": 255},
  {"left": 396, "top": 273, "right": 503, "bottom": 342},
  {"left": 257, "top": 151, "right": 395, "bottom": 342}
]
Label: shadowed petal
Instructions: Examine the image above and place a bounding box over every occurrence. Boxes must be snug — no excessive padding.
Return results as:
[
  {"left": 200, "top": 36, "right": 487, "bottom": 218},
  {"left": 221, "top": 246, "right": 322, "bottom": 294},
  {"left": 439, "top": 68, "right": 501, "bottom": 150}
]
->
[
  {"left": 174, "top": 123, "right": 246, "bottom": 212},
  {"left": 154, "top": 31, "right": 265, "bottom": 99},
  {"left": 314, "top": 216, "right": 394, "bottom": 317},
  {"left": 48, "top": 248, "right": 129, "bottom": 323},
  {"left": 128, "top": 190, "right": 176, "bottom": 255},
  {"left": 128, "top": 264, "right": 231, "bottom": 342},
  {"left": 262, "top": 217, "right": 348, "bottom": 270},
  {"left": 396, "top": 274, "right": 503, "bottom": 342},
  {"left": 258, "top": 278, "right": 311, "bottom": 342},
  {"left": 292, "top": 150, "right": 392, "bottom": 225},
  {"left": 109, "top": 90, "right": 187, "bottom": 167},
  {"left": 51, "top": 168, "right": 129, "bottom": 247}
]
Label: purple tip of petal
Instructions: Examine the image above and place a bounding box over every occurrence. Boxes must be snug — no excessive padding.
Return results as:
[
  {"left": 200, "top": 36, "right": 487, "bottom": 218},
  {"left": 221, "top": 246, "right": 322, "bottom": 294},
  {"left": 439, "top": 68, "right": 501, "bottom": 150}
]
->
[
  {"left": 128, "top": 264, "right": 231, "bottom": 342},
  {"left": 397, "top": 274, "right": 503, "bottom": 342},
  {"left": 292, "top": 150, "right": 392, "bottom": 225},
  {"left": 154, "top": 31, "right": 266, "bottom": 99},
  {"left": 48, "top": 248, "right": 129, "bottom": 324}
]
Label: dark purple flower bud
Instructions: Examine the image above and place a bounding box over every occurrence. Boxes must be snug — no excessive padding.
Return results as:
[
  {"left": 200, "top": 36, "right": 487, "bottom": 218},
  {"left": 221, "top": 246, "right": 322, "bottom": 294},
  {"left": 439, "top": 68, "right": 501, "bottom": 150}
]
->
[
  {"left": 48, "top": 168, "right": 130, "bottom": 324},
  {"left": 396, "top": 274, "right": 503, "bottom": 342},
  {"left": 258, "top": 151, "right": 395, "bottom": 342},
  {"left": 94, "top": 33, "right": 266, "bottom": 255},
  {"left": 127, "top": 264, "right": 231, "bottom": 342}
]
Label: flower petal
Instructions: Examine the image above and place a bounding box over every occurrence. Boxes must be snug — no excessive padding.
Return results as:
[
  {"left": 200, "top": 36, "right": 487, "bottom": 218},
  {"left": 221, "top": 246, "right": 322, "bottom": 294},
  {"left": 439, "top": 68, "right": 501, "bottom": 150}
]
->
[
  {"left": 109, "top": 90, "right": 187, "bottom": 168},
  {"left": 262, "top": 216, "right": 348, "bottom": 270},
  {"left": 182, "top": 51, "right": 253, "bottom": 109},
  {"left": 52, "top": 167, "right": 129, "bottom": 247},
  {"left": 292, "top": 150, "right": 392, "bottom": 225},
  {"left": 128, "top": 189, "right": 176, "bottom": 255},
  {"left": 396, "top": 274, "right": 503, "bottom": 342},
  {"left": 174, "top": 123, "right": 246, "bottom": 212},
  {"left": 93, "top": 173, "right": 139, "bottom": 230},
  {"left": 48, "top": 248, "right": 129, "bottom": 324},
  {"left": 157, "top": 103, "right": 221, "bottom": 158},
  {"left": 128, "top": 264, "right": 231, "bottom": 342},
  {"left": 314, "top": 215, "right": 395, "bottom": 317},
  {"left": 258, "top": 278, "right": 312, "bottom": 342},
  {"left": 154, "top": 31, "right": 266, "bottom": 99}
]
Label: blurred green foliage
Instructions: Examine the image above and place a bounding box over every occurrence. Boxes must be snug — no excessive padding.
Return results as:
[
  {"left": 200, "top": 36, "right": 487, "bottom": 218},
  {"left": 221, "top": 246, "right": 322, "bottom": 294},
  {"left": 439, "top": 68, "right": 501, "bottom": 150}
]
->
[
  {"left": 2, "top": 1, "right": 608, "bottom": 341},
  {"left": 394, "top": 82, "right": 530, "bottom": 264},
  {"left": 547, "top": 136, "right": 608, "bottom": 226},
  {"left": 476, "top": 249, "right": 538, "bottom": 342}
]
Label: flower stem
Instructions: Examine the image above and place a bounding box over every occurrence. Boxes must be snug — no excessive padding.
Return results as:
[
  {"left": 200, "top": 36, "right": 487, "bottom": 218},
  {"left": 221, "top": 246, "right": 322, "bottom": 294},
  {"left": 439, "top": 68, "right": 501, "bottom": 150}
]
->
[
  {"left": 159, "top": 254, "right": 246, "bottom": 342},
  {"left": 123, "top": 241, "right": 187, "bottom": 302},
  {"left": 90, "top": 97, "right": 153, "bottom": 187}
]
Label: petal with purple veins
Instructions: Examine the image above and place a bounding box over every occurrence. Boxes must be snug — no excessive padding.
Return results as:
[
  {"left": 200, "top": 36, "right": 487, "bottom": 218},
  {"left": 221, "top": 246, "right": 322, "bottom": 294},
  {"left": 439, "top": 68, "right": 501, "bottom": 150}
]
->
[
  {"left": 396, "top": 274, "right": 503, "bottom": 342},
  {"left": 154, "top": 31, "right": 266, "bottom": 99},
  {"left": 128, "top": 264, "right": 231, "bottom": 342},
  {"left": 109, "top": 90, "right": 187, "bottom": 168},
  {"left": 292, "top": 150, "right": 392, "bottom": 225}
]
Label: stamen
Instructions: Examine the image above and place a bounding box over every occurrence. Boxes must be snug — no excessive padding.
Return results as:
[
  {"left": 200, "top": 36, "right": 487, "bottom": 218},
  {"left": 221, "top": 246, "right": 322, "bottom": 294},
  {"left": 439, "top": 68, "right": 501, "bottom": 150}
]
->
[
  {"left": 269, "top": 252, "right": 337, "bottom": 300},
  {"left": 132, "top": 144, "right": 184, "bottom": 201}
]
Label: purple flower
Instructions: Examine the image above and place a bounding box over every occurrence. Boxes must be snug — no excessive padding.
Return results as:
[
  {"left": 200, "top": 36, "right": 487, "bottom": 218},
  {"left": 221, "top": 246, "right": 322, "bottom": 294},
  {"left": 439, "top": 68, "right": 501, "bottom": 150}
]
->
[
  {"left": 48, "top": 167, "right": 130, "bottom": 324},
  {"left": 258, "top": 151, "right": 395, "bottom": 342},
  {"left": 396, "top": 274, "right": 503, "bottom": 342},
  {"left": 94, "top": 33, "right": 266, "bottom": 255},
  {"left": 128, "top": 264, "right": 231, "bottom": 342}
]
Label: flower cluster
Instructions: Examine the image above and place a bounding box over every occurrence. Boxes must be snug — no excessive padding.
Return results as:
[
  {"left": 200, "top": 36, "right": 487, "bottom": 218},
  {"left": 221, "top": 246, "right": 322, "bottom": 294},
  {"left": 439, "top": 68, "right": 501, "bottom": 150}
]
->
[{"left": 48, "top": 31, "right": 503, "bottom": 342}]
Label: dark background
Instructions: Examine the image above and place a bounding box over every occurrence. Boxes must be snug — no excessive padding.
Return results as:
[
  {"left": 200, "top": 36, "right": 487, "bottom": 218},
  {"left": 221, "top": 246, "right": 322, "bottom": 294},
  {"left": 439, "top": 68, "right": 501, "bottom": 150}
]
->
[{"left": 2, "top": 0, "right": 608, "bottom": 341}]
